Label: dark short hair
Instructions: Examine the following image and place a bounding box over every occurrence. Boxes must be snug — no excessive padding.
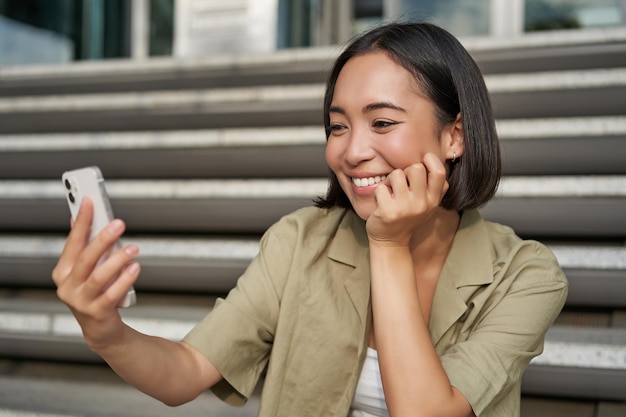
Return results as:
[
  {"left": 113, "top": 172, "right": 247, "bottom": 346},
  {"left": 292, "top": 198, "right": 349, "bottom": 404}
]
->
[{"left": 315, "top": 22, "right": 501, "bottom": 211}]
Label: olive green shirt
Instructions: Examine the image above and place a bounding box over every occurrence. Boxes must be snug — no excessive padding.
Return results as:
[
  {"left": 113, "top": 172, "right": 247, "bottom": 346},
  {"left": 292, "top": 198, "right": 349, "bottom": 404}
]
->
[{"left": 184, "top": 206, "right": 567, "bottom": 417}]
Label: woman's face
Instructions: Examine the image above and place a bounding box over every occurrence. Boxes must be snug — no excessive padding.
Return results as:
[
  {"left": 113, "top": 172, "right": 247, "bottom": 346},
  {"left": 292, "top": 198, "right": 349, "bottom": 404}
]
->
[{"left": 325, "top": 51, "right": 460, "bottom": 220}]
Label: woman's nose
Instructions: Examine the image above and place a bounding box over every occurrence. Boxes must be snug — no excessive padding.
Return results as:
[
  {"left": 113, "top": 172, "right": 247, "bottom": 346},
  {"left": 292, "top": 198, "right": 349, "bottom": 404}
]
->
[{"left": 345, "top": 131, "right": 375, "bottom": 166}]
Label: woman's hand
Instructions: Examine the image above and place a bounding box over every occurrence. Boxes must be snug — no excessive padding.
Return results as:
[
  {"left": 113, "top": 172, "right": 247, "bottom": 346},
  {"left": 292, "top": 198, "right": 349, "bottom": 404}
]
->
[
  {"left": 52, "top": 200, "right": 224, "bottom": 405},
  {"left": 52, "top": 198, "right": 141, "bottom": 353},
  {"left": 366, "top": 153, "right": 449, "bottom": 247}
]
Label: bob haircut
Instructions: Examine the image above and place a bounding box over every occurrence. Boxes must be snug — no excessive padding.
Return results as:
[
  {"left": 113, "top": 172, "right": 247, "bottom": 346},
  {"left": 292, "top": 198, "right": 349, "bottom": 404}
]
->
[{"left": 315, "top": 22, "right": 501, "bottom": 211}]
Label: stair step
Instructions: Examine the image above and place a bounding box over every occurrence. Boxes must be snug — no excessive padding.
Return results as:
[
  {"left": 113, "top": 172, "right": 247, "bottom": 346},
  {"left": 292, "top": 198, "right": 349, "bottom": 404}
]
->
[
  {"left": 0, "top": 46, "right": 338, "bottom": 97},
  {"left": 0, "top": 69, "right": 624, "bottom": 133},
  {"left": 481, "top": 176, "right": 626, "bottom": 237},
  {"left": 0, "top": 178, "right": 326, "bottom": 233},
  {"left": 0, "top": 176, "right": 624, "bottom": 236},
  {"left": 0, "top": 84, "right": 325, "bottom": 134},
  {"left": 597, "top": 402, "right": 626, "bottom": 417},
  {"left": 0, "top": 116, "right": 623, "bottom": 179},
  {"left": 0, "top": 291, "right": 213, "bottom": 362},
  {"left": 2, "top": 27, "right": 625, "bottom": 97},
  {"left": 0, "top": 126, "right": 327, "bottom": 179},
  {"left": 1, "top": 292, "right": 624, "bottom": 402},
  {"left": 487, "top": 67, "right": 626, "bottom": 119},
  {"left": 1, "top": 358, "right": 616, "bottom": 417},
  {"left": 520, "top": 396, "right": 596, "bottom": 417},
  {"left": 471, "top": 26, "right": 626, "bottom": 74},
  {"left": 0, "top": 235, "right": 259, "bottom": 293},
  {"left": 524, "top": 326, "right": 626, "bottom": 401},
  {"left": 498, "top": 116, "right": 626, "bottom": 175},
  {"left": 2, "top": 236, "right": 625, "bottom": 306},
  {"left": 0, "top": 359, "right": 260, "bottom": 417},
  {"left": 551, "top": 245, "right": 626, "bottom": 308}
]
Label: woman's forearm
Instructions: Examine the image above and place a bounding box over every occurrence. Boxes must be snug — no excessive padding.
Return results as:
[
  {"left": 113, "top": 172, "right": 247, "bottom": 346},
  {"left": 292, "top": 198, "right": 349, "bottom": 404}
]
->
[
  {"left": 369, "top": 243, "right": 472, "bottom": 417},
  {"left": 95, "top": 324, "right": 221, "bottom": 406}
]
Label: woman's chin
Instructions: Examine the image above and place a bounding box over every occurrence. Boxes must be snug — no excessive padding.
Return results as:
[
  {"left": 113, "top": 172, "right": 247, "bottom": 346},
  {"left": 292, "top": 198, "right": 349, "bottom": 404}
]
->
[{"left": 350, "top": 202, "right": 377, "bottom": 221}]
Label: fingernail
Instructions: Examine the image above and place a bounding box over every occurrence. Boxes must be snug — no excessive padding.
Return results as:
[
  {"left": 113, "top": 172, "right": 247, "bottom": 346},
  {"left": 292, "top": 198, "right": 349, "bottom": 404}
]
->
[
  {"left": 107, "top": 219, "right": 124, "bottom": 234},
  {"left": 124, "top": 244, "right": 139, "bottom": 256},
  {"left": 79, "top": 197, "right": 91, "bottom": 210},
  {"left": 127, "top": 262, "right": 140, "bottom": 275}
]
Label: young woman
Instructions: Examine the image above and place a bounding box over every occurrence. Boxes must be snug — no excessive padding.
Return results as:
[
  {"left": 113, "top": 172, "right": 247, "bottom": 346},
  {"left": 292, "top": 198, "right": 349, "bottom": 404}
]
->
[{"left": 53, "top": 22, "right": 568, "bottom": 417}]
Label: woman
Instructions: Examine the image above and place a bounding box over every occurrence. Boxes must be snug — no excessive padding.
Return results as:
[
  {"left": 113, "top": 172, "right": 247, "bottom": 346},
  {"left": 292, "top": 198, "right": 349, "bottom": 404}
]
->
[{"left": 53, "top": 22, "right": 567, "bottom": 417}]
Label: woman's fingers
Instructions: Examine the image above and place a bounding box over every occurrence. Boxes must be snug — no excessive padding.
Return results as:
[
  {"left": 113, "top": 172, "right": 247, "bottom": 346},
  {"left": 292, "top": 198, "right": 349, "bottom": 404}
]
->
[
  {"left": 63, "top": 218, "right": 127, "bottom": 291},
  {"left": 422, "top": 153, "right": 449, "bottom": 203},
  {"left": 52, "top": 198, "right": 94, "bottom": 286},
  {"left": 377, "top": 155, "right": 448, "bottom": 215},
  {"left": 374, "top": 168, "right": 402, "bottom": 210},
  {"left": 81, "top": 243, "right": 140, "bottom": 302},
  {"left": 52, "top": 194, "right": 138, "bottom": 311},
  {"left": 98, "top": 261, "right": 141, "bottom": 307},
  {"left": 385, "top": 168, "right": 407, "bottom": 195},
  {"left": 403, "top": 163, "right": 427, "bottom": 195}
]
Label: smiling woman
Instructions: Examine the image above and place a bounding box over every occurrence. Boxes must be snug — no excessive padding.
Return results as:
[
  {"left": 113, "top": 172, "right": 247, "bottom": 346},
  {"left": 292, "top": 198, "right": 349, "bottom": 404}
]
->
[{"left": 51, "top": 22, "right": 567, "bottom": 417}]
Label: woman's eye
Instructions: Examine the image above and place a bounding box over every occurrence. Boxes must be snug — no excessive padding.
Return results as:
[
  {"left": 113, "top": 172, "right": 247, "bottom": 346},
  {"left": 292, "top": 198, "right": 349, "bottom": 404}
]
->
[
  {"left": 372, "top": 120, "right": 396, "bottom": 129},
  {"left": 329, "top": 124, "right": 346, "bottom": 134}
]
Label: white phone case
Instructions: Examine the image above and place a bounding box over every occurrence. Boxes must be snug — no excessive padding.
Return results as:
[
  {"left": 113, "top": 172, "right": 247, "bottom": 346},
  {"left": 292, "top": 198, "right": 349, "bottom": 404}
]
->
[{"left": 62, "top": 166, "right": 136, "bottom": 308}]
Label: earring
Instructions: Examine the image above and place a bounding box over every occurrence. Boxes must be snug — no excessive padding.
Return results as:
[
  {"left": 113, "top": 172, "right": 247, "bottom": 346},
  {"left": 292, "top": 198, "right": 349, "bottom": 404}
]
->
[{"left": 451, "top": 152, "right": 457, "bottom": 164}]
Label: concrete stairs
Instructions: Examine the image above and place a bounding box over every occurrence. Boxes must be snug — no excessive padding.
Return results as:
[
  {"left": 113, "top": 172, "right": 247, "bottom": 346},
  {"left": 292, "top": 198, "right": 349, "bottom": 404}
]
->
[{"left": 1, "top": 26, "right": 625, "bottom": 416}]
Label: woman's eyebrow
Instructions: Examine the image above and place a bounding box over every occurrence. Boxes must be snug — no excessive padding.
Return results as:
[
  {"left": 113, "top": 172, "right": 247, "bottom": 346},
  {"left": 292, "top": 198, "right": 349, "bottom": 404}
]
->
[
  {"left": 328, "top": 105, "right": 345, "bottom": 115},
  {"left": 363, "top": 102, "right": 406, "bottom": 113},
  {"left": 328, "top": 102, "right": 406, "bottom": 115}
]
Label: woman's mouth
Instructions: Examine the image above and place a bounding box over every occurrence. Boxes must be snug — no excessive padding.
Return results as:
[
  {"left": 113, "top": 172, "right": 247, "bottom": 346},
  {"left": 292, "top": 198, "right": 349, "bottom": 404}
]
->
[{"left": 351, "top": 175, "right": 388, "bottom": 187}]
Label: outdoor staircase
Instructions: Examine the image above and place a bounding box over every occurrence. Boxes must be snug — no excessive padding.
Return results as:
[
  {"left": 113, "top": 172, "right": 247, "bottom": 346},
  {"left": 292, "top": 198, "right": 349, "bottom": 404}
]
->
[{"left": 1, "top": 26, "right": 625, "bottom": 417}]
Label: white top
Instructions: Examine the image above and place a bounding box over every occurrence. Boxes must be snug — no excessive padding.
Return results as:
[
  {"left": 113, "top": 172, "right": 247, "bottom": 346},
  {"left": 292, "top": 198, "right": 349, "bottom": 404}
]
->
[{"left": 349, "top": 348, "right": 389, "bottom": 417}]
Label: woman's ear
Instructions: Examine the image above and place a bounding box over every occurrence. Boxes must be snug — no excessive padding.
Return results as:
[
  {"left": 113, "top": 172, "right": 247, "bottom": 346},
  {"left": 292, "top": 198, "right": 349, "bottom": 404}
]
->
[{"left": 443, "top": 113, "right": 464, "bottom": 161}]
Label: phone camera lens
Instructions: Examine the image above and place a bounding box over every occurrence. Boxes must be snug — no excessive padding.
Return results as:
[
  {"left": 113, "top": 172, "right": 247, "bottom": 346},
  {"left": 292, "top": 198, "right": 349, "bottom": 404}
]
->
[
  {"left": 64, "top": 179, "right": 71, "bottom": 190},
  {"left": 68, "top": 192, "right": 75, "bottom": 204}
]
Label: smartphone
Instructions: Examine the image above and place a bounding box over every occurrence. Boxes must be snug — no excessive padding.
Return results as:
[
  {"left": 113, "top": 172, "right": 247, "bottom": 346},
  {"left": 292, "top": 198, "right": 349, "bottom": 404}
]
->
[{"left": 62, "top": 166, "right": 136, "bottom": 308}]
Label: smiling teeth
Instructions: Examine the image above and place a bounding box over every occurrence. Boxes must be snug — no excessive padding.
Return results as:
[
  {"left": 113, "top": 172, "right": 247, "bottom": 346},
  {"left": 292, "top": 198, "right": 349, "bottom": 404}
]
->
[{"left": 352, "top": 175, "right": 387, "bottom": 187}]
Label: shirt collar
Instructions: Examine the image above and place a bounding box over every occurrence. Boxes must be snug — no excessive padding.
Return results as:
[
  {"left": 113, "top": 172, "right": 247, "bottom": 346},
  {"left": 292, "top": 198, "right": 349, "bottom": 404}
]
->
[
  {"left": 328, "top": 208, "right": 369, "bottom": 267},
  {"left": 325, "top": 208, "right": 495, "bottom": 345},
  {"left": 327, "top": 209, "right": 371, "bottom": 331},
  {"left": 430, "top": 209, "right": 495, "bottom": 344},
  {"left": 328, "top": 208, "right": 494, "bottom": 286},
  {"left": 443, "top": 209, "right": 495, "bottom": 288}
]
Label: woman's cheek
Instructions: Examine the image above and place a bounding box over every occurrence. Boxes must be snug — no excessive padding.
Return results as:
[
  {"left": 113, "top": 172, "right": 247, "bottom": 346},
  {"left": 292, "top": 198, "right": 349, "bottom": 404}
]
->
[
  {"left": 382, "top": 131, "right": 441, "bottom": 169},
  {"left": 325, "top": 138, "right": 343, "bottom": 173},
  {"left": 384, "top": 137, "right": 422, "bottom": 168}
]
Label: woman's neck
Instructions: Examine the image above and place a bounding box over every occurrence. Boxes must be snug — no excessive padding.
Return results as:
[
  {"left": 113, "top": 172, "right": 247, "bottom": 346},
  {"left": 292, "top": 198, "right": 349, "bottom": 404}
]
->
[{"left": 409, "top": 208, "right": 460, "bottom": 265}]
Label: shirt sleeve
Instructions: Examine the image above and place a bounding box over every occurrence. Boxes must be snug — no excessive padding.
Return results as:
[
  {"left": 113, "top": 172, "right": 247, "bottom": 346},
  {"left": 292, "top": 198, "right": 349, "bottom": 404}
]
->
[
  {"left": 440, "top": 241, "right": 568, "bottom": 415},
  {"left": 183, "top": 222, "right": 294, "bottom": 405}
]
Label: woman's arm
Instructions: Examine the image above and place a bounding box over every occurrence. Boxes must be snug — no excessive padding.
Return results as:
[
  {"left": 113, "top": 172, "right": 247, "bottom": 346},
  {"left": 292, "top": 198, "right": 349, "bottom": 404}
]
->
[
  {"left": 369, "top": 243, "right": 474, "bottom": 417},
  {"left": 95, "top": 326, "right": 222, "bottom": 406},
  {"left": 366, "top": 154, "right": 474, "bottom": 417},
  {"left": 52, "top": 198, "right": 222, "bottom": 406}
]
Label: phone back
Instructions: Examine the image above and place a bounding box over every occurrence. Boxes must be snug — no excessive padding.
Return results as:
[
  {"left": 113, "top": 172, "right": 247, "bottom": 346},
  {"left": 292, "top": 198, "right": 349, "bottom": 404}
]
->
[{"left": 62, "top": 166, "right": 115, "bottom": 242}]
